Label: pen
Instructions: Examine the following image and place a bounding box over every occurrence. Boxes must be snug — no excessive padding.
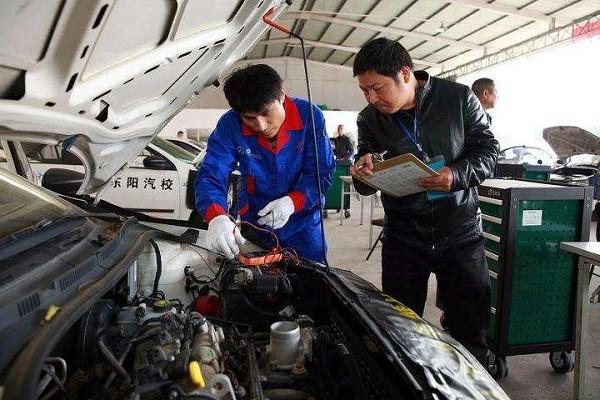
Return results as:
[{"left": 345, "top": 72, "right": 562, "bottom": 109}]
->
[{"left": 354, "top": 151, "right": 388, "bottom": 170}]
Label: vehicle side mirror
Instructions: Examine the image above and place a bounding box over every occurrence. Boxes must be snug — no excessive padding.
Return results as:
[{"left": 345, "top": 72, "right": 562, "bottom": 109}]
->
[
  {"left": 41, "top": 168, "right": 84, "bottom": 195},
  {"left": 143, "top": 155, "right": 171, "bottom": 170}
]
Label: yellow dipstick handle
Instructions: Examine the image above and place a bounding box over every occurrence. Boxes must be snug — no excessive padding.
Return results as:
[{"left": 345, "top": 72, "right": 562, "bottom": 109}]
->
[
  {"left": 189, "top": 361, "right": 205, "bottom": 388},
  {"left": 43, "top": 305, "right": 60, "bottom": 324}
]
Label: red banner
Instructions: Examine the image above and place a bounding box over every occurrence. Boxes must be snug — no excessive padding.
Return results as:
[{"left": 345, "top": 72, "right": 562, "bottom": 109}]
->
[{"left": 572, "top": 19, "right": 600, "bottom": 41}]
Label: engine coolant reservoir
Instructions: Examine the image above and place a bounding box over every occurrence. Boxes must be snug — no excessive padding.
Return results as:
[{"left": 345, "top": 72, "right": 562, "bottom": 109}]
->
[{"left": 137, "top": 239, "right": 217, "bottom": 303}]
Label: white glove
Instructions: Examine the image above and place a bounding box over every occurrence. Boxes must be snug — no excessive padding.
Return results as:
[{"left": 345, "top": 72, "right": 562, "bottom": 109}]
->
[
  {"left": 206, "top": 215, "right": 245, "bottom": 259},
  {"left": 257, "top": 196, "right": 295, "bottom": 229}
]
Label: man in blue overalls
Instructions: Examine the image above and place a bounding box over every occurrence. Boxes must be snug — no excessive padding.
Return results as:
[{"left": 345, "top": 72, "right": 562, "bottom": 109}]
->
[{"left": 195, "top": 64, "right": 335, "bottom": 264}]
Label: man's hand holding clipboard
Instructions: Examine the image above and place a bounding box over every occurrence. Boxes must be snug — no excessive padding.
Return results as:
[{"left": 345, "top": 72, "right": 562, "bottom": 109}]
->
[
  {"left": 350, "top": 152, "right": 454, "bottom": 198},
  {"left": 418, "top": 166, "right": 454, "bottom": 192}
]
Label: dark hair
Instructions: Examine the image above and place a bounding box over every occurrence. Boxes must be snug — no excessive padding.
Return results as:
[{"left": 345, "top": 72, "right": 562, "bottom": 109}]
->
[
  {"left": 223, "top": 64, "right": 283, "bottom": 113},
  {"left": 353, "top": 38, "right": 413, "bottom": 81},
  {"left": 471, "top": 78, "right": 495, "bottom": 97}
]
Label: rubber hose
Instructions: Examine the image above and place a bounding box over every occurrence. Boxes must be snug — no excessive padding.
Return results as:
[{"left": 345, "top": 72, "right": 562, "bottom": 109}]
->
[
  {"left": 98, "top": 333, "right": 131, "bottom": 385},
  {"left": 149, "top": 239, "right": 162, "bottom": 295}
]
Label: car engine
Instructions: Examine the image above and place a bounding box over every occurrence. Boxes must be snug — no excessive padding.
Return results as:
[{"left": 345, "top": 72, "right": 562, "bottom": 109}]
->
[{"left": 33, "top": 240, "right": 395, "bottom": 400}]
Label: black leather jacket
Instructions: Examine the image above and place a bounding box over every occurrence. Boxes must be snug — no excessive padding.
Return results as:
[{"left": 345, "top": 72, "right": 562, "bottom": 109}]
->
[{"left": 353, "top": 71, "right": 499, "bottom": 250}]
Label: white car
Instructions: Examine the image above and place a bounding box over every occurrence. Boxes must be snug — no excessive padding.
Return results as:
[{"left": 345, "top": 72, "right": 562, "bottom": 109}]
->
[
  {"left": 2, "top": 137, "right": 200, "bottom": 222},
  {"left": 101, "top": 137, "right": 199, "bottom": 221},
  {"left": 497, "top": 145, "right": 556, "bottom": 166},
  {"left": 544, "top": 125, "right": 600, "bottom": 200}
]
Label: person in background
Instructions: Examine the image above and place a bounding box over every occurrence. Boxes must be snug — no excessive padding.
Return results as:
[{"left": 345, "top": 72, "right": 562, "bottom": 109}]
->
[
  {"left": 471, "top": 78, "right": 498, "bottom": 126},
  {"left": 329, "top": 137, "right": 337, "bottom": 158},
  {"left": 332, "top": 124, "right": 355, "bottom": 160},
  {"left": 350, "top": 38, "right": 498, "bottom": 364},
  {"left": 195, "top": 64, "right": 335, "bottom": 263},
  {"left": 176, "top": 130, "right": 186, "bottom": 139}
]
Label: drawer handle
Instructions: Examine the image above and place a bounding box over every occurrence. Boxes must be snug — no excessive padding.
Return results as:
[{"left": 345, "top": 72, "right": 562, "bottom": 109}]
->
[
  {"left": 479, "top": 195, "right": 503, "bottom": 206},
  {"left": 485, "top": 250, "right": 499, "bottom": 261},
  {"left": 482, "top": 214, "right": 502, "bottom": 224},
  {"left": 483, "top": 232, "right": 501, "bottom": 243},
  {"left": 491, "top": 306, "right": 496, "bottom": 315},
  {"left": 489, "top": 271, "right": 498, "bottom": 279}
]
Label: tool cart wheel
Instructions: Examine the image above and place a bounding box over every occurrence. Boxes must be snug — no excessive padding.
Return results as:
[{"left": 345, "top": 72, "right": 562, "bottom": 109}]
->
[
  {"left": 344, "top": 209, "right": 351, "bottom": 218},
  {"left": 549, "top": 351, "right": 574, "bottom": 373},
  {"left": 487, "top": 354, "right": 508, "bottom": 379}
]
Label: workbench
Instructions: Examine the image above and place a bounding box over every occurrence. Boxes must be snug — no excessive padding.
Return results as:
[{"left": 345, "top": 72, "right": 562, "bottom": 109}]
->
[{"left": 559, "top": 241, "right": 600, "bottom": 400}]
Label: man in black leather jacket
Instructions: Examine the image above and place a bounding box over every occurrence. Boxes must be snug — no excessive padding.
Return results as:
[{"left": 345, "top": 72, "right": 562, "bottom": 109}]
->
[{"left": 350, "top": 38, "right": 499, "bottom": 364}]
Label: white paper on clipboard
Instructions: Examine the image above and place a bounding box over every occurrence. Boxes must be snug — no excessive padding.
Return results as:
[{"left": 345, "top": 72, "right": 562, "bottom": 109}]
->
[{"left": 355, "top": 153, "right": 439, "bottom": 198}]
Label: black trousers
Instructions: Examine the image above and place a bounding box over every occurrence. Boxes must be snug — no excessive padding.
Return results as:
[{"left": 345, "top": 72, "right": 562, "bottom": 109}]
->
[{"left": 382, "top": 235, "right": 491, "bottom": 364}]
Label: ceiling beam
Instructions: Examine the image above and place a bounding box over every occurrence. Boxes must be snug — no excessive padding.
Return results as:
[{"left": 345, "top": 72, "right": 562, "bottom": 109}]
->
[
  {"left": 261, "top": 38, "right": 359, "bottom": 54},
  {"left": 306, "top": 0, "right": 350, "bottom": 60},
  {"left": 446, "top": 0, "right": 572, "bottom": 25},
  {"left": 283, "top": 11, "right": 492, "bottom": 51},
  {"left": 439, "top": 10, "right": 600, "bottom": 79},
  {"left": 259, "top": 38, "right": 443, "bottom": 68}
]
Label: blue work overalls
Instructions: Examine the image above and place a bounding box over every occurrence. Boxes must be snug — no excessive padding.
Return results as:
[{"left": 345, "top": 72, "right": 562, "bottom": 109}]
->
[{"left": 195, "top": 96, "right": 335, "bottom": 263}]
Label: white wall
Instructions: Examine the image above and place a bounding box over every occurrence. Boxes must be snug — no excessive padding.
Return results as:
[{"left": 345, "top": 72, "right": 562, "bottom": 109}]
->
[
  {"left": 188, "top": 57, "right": 366, "bottom": 112},
  {"left": 160, "top": 107, "right": 358, "bottom": 143},
  {"left": 160, "top": 109, "right": 228, "bottom": 139}
]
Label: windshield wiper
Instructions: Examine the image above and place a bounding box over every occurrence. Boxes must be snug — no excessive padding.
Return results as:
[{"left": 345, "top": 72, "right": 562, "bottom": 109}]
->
[
  {"left": 31, "top": 212, "right": 123, "bottom": 230},
  {"left": 0, "top": 215, "right": 89, "bottom": 255}
]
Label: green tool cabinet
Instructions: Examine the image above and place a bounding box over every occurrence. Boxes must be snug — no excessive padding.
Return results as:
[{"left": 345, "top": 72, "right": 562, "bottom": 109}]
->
[
  {"left": 478, "top": 179, "right": 594, "bottom": 378},
  {"left": 324, "top": 160, "right": 351, "bottom": 218},
  {"left": 495, "top": 163, "right": 552, "bottom": 182}
]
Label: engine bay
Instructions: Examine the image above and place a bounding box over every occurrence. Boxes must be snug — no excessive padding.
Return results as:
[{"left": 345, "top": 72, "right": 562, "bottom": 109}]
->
[{"left": 27, "top": 238, "right": 410, "bottom": 400}]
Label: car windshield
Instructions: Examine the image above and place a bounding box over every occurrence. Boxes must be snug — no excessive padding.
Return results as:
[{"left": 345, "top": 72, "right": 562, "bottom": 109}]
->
[
  {"left": 499, "top": 147, "right": 524, "bottom": 161},
  {"left": 0, "top": 169, "right": 82, "bottom": 240},
  {"left": 168, "top": 139, "right": 201, "bottom": 156},
  {"left": 152, "top": 137, "right": 196, "bottom": 164}
]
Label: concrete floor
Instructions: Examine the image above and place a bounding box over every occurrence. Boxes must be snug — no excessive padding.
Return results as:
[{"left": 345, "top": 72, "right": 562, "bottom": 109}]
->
[{"left": 323, "top": 197, "right": 600, "bottom": 400}]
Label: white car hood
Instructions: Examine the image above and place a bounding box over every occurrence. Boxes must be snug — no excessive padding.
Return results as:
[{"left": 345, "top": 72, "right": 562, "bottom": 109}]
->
[
  {"left": 543, "top": 126, "right": 600, "bottom": 161},
  {"left": 0, "top": 0, "right": 287, "bottom": 193}
]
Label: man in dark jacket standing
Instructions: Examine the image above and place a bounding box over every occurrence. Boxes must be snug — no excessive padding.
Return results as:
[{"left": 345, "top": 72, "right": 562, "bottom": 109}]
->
[
  {"left": 350, "top": 38, "right": 499, "bottom": 364},
  {"left": 333, "top": 124, "right": 355, "bottom": 160}
]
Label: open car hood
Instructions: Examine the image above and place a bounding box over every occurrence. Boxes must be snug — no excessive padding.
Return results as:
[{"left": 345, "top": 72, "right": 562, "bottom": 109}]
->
[
  {"left": 543, "top": 126, "right": 600, "bottom": 161},
  {"left": 0, "top": 0, "right": 287, "bottom": 194}
]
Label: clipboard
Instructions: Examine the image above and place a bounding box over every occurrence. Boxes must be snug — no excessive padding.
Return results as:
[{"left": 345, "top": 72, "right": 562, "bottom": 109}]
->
[{"left": 355, "top": 153, "right": 439, "bottom": 198}]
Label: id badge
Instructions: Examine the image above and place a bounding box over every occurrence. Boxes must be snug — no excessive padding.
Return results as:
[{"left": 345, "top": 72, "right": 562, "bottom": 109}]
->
[{"left": 426, "top": 155, "right": 452, "bottom": 201}]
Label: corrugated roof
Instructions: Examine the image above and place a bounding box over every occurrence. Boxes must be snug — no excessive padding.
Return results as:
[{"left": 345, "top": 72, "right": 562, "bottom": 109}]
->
[{"left": 246, "top": 0, "right": 600, "bottom": 77}]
